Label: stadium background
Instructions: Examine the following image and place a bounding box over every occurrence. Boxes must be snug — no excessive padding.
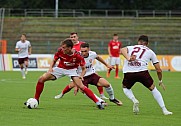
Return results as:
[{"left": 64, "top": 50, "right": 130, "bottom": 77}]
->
[{"left": 0, "top": 2, "right": 181, "bottom": 71}]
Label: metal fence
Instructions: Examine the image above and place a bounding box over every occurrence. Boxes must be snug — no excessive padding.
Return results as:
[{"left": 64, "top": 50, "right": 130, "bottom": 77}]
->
[{"left": 4, "top": 8, "right": 181, "bottom": 17}]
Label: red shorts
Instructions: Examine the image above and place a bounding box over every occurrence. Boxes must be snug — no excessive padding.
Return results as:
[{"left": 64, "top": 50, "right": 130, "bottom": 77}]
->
[
  {"left": 82, "top": 73, "right": 102, "bottom": 88},
  {"left": 122, "top": 70, "right": 153, "bottom": 89},
  {"left": 18, "top": 57, "right": 28, "bottom": 65}
]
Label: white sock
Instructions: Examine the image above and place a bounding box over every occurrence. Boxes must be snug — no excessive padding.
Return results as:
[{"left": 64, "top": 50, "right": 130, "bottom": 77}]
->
[
  {"left": 94, "top": 94, "right": 105, "bottom": 103},
  {"left": 123, "top": 88, "right": 137, "bottom": 103},
  {"left": 151, "top": 87, "right": 167, "bottom": 111},
  {"left": 105, "top": 85, "right": 114, "bottom": 100},
  {"left": 21, "top": 69, "right": 25, "bottom": 77}
]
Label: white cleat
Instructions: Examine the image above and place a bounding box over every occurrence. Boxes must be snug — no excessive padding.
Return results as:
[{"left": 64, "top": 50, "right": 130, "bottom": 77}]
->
[
  {"left": 100, "top": 95, "right": 109, "bottom": 100},
  {"left": 22, "top": 76, "right": 26, "bottom": 79},
  {"left": 54, "top": 93, "right": 64, "bottom": 99},
  {"left": 163, "top": 110, "right": 173, "bottom": 115},
  {"left": 133, "top": 99, "right": 139, "bottom": 114}
]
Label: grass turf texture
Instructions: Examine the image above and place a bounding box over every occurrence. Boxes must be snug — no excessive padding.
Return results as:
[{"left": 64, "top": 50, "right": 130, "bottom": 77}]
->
[{"left": 0, "top": 71, "right": 180, "bottom": 126}]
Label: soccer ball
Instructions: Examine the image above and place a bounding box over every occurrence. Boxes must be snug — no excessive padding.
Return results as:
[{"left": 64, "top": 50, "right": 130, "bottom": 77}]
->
[{"left": 26, "top": 98, "right": 38, "bottom": 109}]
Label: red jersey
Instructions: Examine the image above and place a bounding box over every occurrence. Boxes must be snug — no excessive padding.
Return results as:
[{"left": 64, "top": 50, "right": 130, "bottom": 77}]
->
[
  {"left": 108, "top": 40, "right": 122, "bottom": 57},
  {"left": 54, "top": 48, "right": 85, "bottom": 69},
  {"left": 73, "top": 41, "right": 84, "bottom": 51}
]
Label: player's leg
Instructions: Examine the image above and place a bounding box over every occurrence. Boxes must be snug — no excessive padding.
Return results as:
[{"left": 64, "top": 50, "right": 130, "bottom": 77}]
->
[
  {"left": 97, "top": 86, "right": 109, "bottom": 100},
  {"left": 122, "top": 73, "right": 139, "bottom": 114},
  {"left": 106, "top": 57, "right": 114, "bottom": 78},
  {"left": 141, "top": 71, "right": 172, "bottom": 115},
  {"left": 149, "top": 84, "right": 173, "bottom": 115},
  {"left": 72, "top": 76, "right": 104, "bottom": 109},
  {"left": 18, "top": 58, "right": 26, "bottom": 79},
  {"left": 115, "top": 64, "right": 120, "bottom": 79},
  {"left": 34, "top": 72, "right": 56, "bottom": 100},
  {"left": 54, "top": 82, "right": 75, "bottom": 99},
  {"left": 24, "top": 57, "right": 29, "bottom": 74},
  {"left": 98, "top": 77, "right": 122, "bottom": 105},
  {"left": 115, "top": 57, "right": 121, "bottom": 79}
]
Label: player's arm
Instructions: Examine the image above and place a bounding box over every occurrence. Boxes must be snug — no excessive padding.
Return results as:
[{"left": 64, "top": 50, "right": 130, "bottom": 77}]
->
[
  {"left": 28, "top": 46, "right": 32, "bottom": 55},
  {"left": 15, "top": 48, "right": 20, "bottom": 52},
  {"left": 48, "top": 59, "right": 57, "bottom": 73},
  {"left": 79, "top": 65, "right": 86, "bottom": 80},
  {"left": 96, "top": 55, "right": 114, "bottom": 69},
  {"left": 108, "top": 46, "right": 111, "bottom": 56},
  {"left": 121, "top": 47, "right": 136, "bottom": 62},
  {"left": 48, "top": 52, "right": 58, "bottom": 72},
  {"left": 153, "top": 62, "right": 165, "bottom": 90}
]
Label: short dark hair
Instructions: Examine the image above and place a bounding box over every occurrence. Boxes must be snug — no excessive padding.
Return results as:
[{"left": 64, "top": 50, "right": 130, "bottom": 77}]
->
[
  {"left": 113, "top": 33, "right": 118, "bottom": 36},
  {"left": 138, "top": 35, "right": 148, "bottom": 42},
  {"left": 81, "top": 43, "right": 89, "bottom": 48},
  {"left": 21, "top": 34, "right": 26, "bottom": 37},
  {"left": 60, "top": 38, "right": 74, "bottom": 48},
  {"left": 70, "top": 32, "right": 77, "bottom": 35}
]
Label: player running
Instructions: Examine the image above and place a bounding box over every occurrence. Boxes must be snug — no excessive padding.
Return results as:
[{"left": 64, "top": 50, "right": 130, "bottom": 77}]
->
[{"left": 15, "top": 34, "right": 32, "bottom": 79}]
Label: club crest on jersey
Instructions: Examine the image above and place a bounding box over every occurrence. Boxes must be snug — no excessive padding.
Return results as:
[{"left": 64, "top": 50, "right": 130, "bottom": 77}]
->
[
  {"left": 72, "top": 58, "right": 76, "bottom": 62},
  {"left": 89, "top": 59, "right": 92, "bottom": 63}
]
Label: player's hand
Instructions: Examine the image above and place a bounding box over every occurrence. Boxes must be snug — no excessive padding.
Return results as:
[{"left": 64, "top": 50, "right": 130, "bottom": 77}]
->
[
  {"left": 128, "top": 55, "right": 136, "bottom": 62},
  {"left": 74, "top": 86, "right": 79, "bottom": 96},
  {"left": 79, "top": 76, "right": 84, "bottom": 81},
  {"left": 159, "top": 80, "right": 166, "bottom": 91},
  {"left": 48, "top": 68, "right": 53, "bottom": 73},
  {"left": 107, "top": 64, "right": 115, "bottom": 69}
]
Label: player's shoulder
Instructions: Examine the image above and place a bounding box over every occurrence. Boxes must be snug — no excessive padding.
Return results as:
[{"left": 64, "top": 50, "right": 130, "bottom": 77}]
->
[
  {"left": 89, "top": 51, "right": 97, "bottom": 55},
  {"left": 74, "top": 50, "right": 81, "bottom": 56},
  {"left": 25, "top": 40, "right": 31, "bottom": 43},
  {"left": 79, "top": 41, "right": 85, "bottom": 44},
  {"left": 16, "top": 40, "right": 21, "bottom": 44}
]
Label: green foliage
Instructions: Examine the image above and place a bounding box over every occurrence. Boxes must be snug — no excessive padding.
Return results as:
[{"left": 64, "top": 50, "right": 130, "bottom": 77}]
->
[{"left": 0, "top": 71, "right": 180, "bottom": 126}]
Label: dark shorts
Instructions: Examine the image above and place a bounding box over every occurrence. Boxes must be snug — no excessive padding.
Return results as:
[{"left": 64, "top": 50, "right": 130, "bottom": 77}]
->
[
  {"left": 122, "top": 70, "right": 153, "bottom": 89},
  {"left": 82, "top": 73, "right": 102, "bottom": 88},
  {"left": 18, "top": 57, "right": 28, "bottom": 65}
]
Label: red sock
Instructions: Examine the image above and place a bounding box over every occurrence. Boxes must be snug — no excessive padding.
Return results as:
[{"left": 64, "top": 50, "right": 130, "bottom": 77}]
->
[
  {"left": 83, "top": 87, "right": 98, "bottom": 103},
  {"left": 34, "top": 81, "right": 44, "bottom": 100},
  {"left": 108, "top": 68, "right": 112, "bottom": 73},
  {"left": 115, "top": 67, "right": 119, "bottom": 77},
  {"left": 97, "top": 86, "right": 103, "bottom": 95},
  {"left": 62, "top": 85, "right": 72, "bottom": 94}
]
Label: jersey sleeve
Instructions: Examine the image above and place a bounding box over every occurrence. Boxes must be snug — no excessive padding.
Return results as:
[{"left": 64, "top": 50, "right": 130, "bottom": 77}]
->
[
  {"left": 28, "top": 41, "right": 31, "bottom": 47},
  {"left": 15, "top": 42, "right": 19, "bottom": 48},
  {"left": 150, "top": 50, "right": 159, "bottom": 64},
  {"left": 54, "top": 50, "right": 60, "bottom": 61}
]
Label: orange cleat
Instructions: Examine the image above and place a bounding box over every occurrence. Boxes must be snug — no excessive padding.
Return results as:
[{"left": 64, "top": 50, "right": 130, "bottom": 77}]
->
[{"left": 114, "top": 76, "right": 121, "bottom": 79}]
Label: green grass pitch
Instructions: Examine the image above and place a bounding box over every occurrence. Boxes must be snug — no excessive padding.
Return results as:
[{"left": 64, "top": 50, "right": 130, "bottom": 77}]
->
[{"left": 0, "top": 71, "right": 180, "bottom": 126}]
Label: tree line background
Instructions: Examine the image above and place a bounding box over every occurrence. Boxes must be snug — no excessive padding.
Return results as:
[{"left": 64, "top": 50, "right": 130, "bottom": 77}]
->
[{"left": 1, "top": 0, "right": 181, "bottom": 10}]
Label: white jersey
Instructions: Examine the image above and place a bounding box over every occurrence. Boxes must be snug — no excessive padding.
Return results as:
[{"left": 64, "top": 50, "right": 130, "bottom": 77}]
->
[
  {"left": 123, "top": 45, "right": 159, "bottom": 73},
  {"left": 78, "top": 51, "right": 97, "bottom": 77},
  {"left": 15, "top": 40, "right": 31, "bottom": 58}
]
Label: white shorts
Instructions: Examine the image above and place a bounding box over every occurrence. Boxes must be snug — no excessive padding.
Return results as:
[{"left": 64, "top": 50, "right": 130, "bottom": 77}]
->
[
  {"left": 51, "top": 67, "right": 79, "bottom": 79},
  {"left": 110, "top": 57, "right": 121, "bottom": 66}
]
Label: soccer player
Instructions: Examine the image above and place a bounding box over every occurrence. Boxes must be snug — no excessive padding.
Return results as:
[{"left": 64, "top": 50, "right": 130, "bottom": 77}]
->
[
  {"left": 55, "top": 43, "right": 123, "bottom": 106},
  {"left": 63, "top": 32, "right": 108, "bottom": 100},
  {"left": 121, "top": 35, "right": 173, "bottom": 115},
  {"left": 25, "top": 38, "right": 104, "bottom": 109},
  {"left": 107, "top": 33, "right": 122, "bottom": 79},
  {"left": 15, "top": 34, "right": 32, "bottom": 79}
]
